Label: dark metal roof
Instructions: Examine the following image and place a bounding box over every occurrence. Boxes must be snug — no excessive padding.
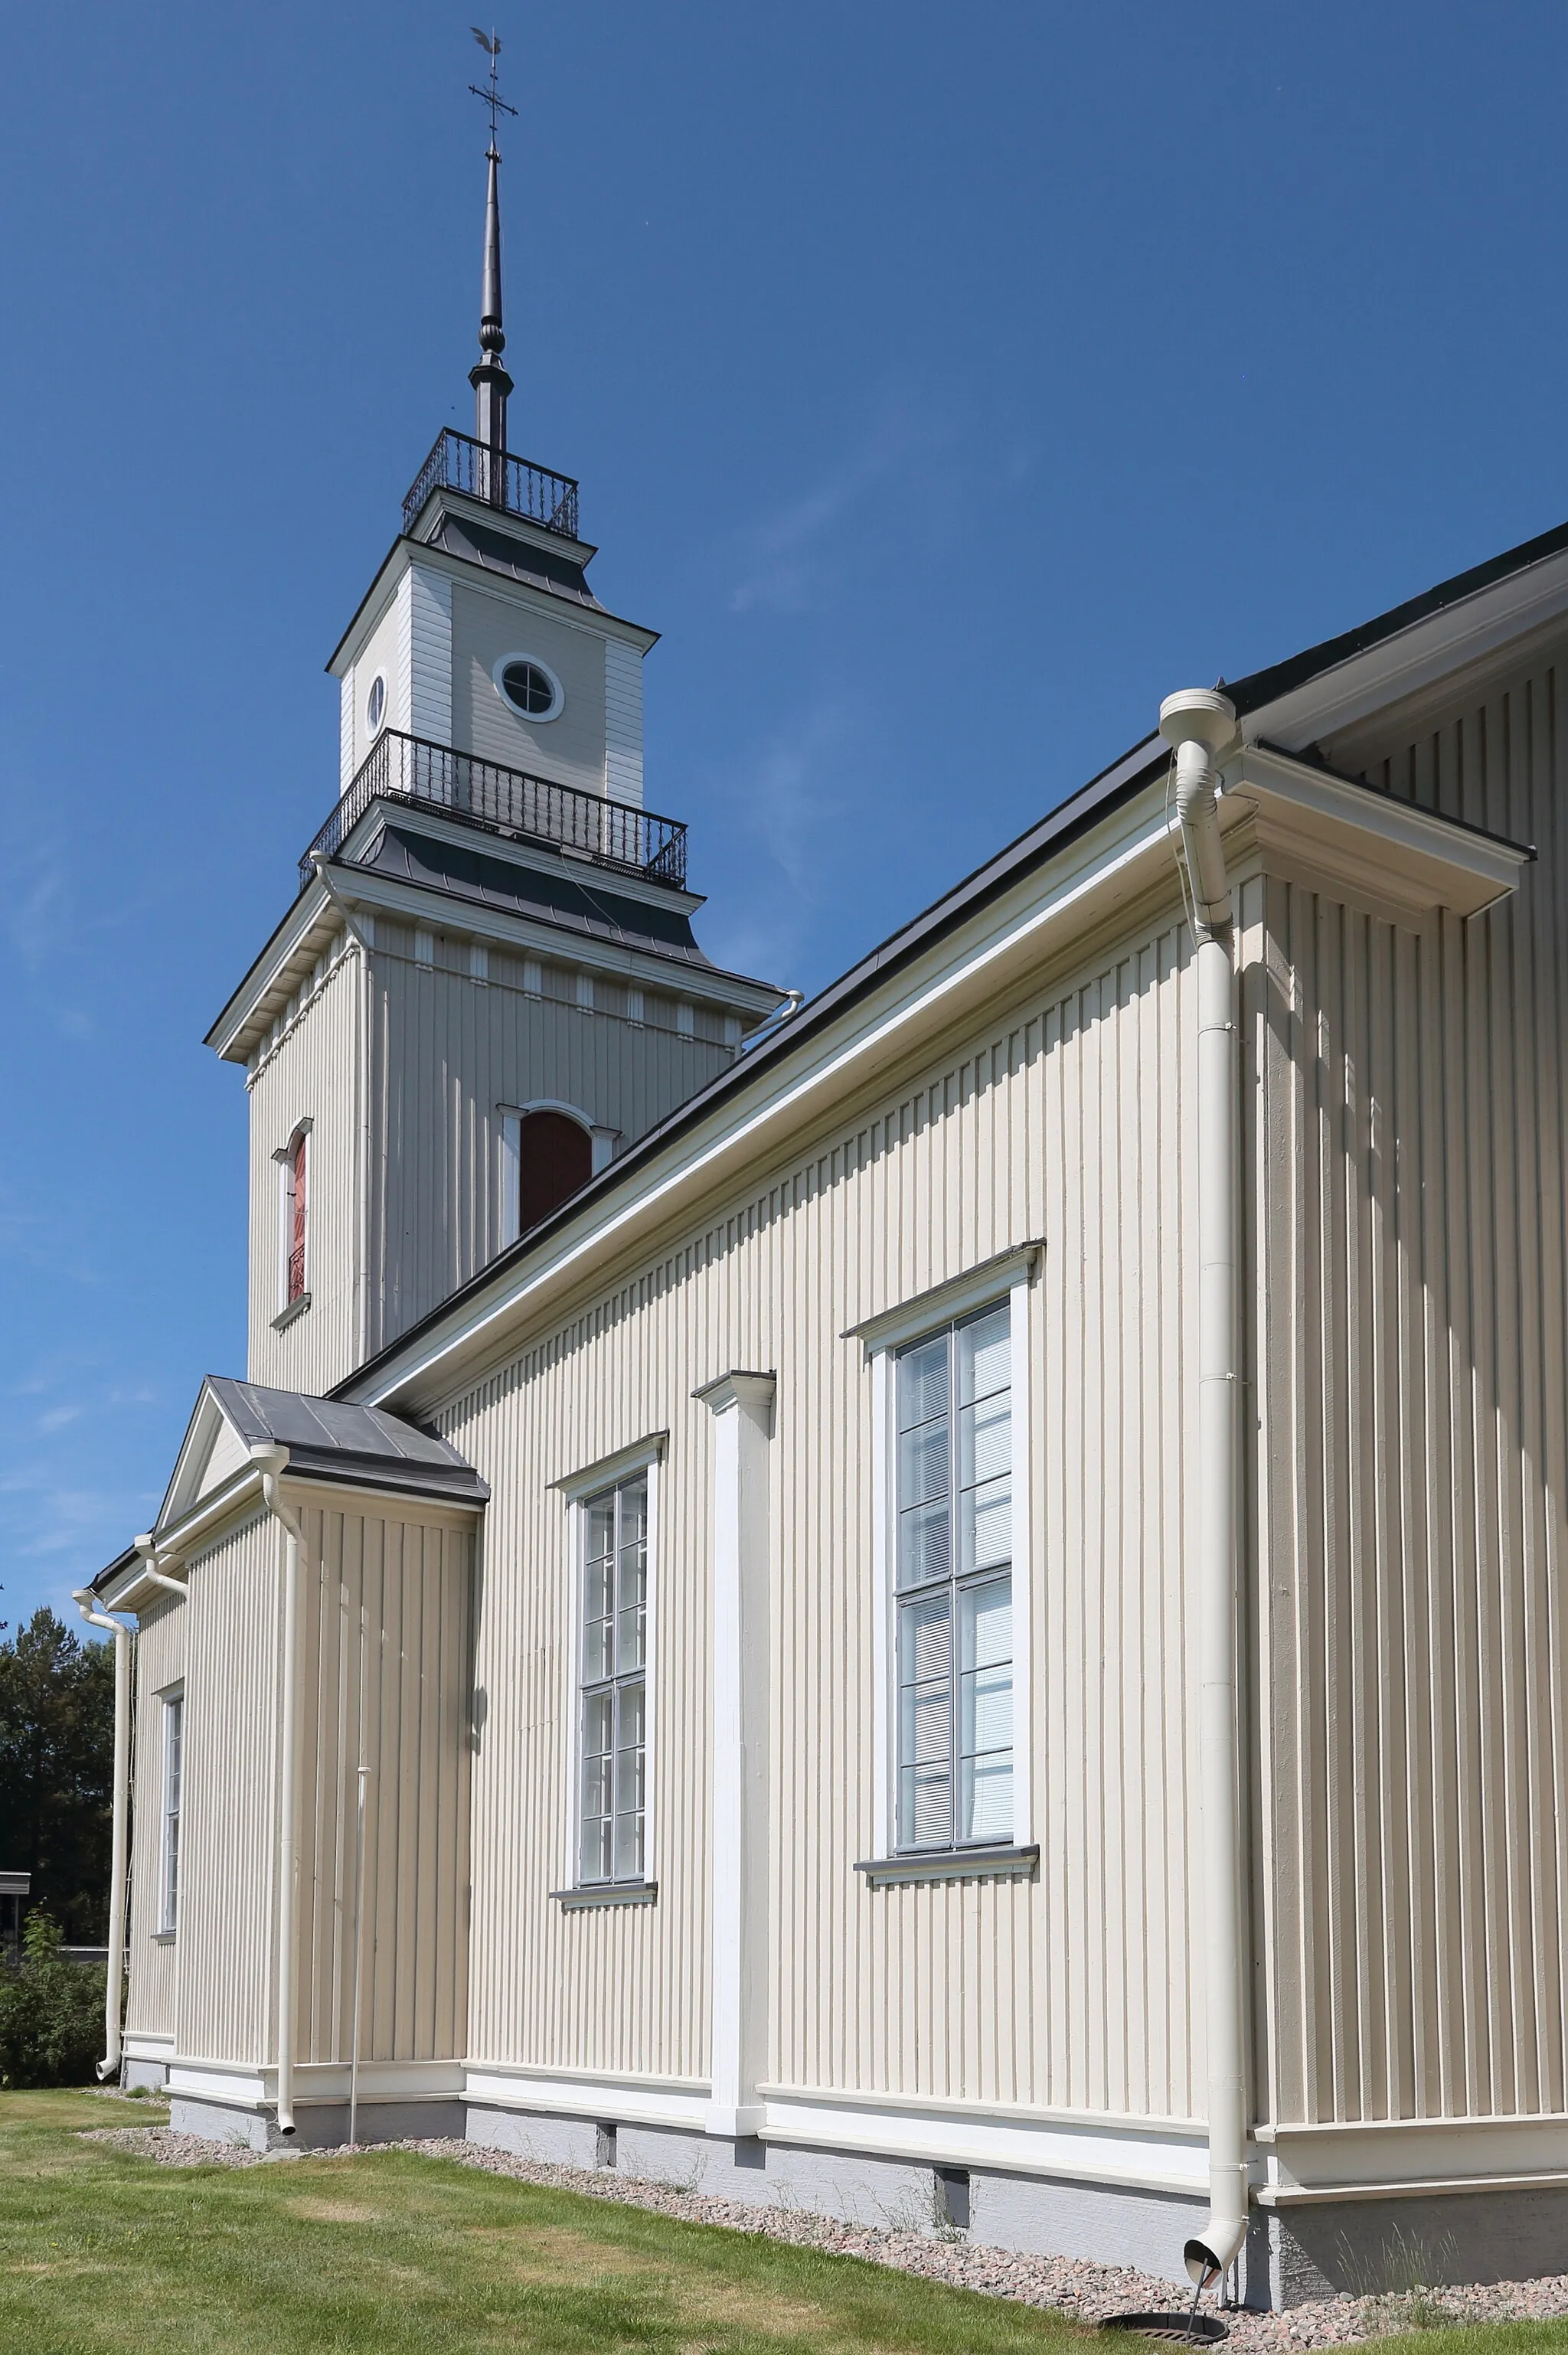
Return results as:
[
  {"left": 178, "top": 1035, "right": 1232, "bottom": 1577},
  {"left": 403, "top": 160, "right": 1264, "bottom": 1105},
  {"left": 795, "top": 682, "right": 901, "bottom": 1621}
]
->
[
  {"left": 200, "top": 1379, "right": 488, "bottom": 1503},
  {"left": 353, "top": 819, "right": 719, "bottom": 967},
  {"left": 421, "top": 508, "right": 603, "bottom": 607},
  {"left": 339, "top": 513, "right": 1568, "bottom": 1406},
  {"left": 1223, "top": 513, "right": 1568, "bottom": 720}
]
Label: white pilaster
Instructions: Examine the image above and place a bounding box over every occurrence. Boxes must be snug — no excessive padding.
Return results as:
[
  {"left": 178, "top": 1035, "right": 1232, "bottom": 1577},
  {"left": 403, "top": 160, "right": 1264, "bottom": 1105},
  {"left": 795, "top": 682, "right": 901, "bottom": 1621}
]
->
[{"left": 694, "top": 1368, "right": 775, "bottom": 2140}]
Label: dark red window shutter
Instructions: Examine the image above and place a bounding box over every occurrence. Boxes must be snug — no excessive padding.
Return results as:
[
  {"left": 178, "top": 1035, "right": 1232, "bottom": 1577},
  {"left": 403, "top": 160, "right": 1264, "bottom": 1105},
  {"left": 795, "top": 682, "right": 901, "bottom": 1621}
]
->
[
  {"left": 517, "top": 1111, "right": 592, "bottom": 1235},
  {"left": 288, "top": 1131, "right": 308, "bottom": 1302}
]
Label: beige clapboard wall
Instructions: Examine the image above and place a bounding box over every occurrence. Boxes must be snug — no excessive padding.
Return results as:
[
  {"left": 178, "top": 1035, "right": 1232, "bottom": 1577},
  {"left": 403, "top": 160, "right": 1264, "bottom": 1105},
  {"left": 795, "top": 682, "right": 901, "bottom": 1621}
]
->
[
  {"left": 446, "top": 877, "right": 1211, "bottom": 2123},
  {"left": 247, "top": 919, "right": 741, "bottom": 1393},
  {"left": 247, "top": 945, "right": 364, "bottom": 1394},
  {"left": 364, "top": 937, "right": 739, "bottom": 1360},
  {"left": 129, "top": 1491, "right": 472, "bottom": 2077},
  {"left": 1251, "top": 630, "right": 1568, "bottom": 2134}
]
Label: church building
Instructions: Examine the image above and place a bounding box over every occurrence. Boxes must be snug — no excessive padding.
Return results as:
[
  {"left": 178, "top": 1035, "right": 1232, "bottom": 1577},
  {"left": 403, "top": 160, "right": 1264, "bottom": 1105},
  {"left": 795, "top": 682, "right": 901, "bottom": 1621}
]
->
[{"left": 78, "top": 122, "right": 1568, "bottom": 2312}]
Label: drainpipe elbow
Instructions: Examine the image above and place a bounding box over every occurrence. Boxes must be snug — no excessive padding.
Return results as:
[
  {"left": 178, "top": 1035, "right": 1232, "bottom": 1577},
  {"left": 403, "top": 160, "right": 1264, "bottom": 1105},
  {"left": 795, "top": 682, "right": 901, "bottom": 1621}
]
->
[
  {"left": 1184, "top": 2203, "right": 1248, "bottom": 2290},
  {"left": 1159, "top": 690, "right": 1239, "bottom": 936}
]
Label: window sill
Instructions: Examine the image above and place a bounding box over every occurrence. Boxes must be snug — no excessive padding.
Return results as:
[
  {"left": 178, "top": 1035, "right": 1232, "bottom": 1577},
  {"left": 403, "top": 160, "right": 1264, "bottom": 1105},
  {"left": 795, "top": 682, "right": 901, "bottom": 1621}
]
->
[
  {"left": 152, "top": 1929, "right": 177, "bottom": 1944},
  {"left": 550, "top": 1880, "right": 658, "bottom": 1912},
  {"left": 854, "top": 1844, "right": 1039, "bottom": 1888},
  {"left": 271, "top": 1292, "right": 312, "bottom": 1332}
]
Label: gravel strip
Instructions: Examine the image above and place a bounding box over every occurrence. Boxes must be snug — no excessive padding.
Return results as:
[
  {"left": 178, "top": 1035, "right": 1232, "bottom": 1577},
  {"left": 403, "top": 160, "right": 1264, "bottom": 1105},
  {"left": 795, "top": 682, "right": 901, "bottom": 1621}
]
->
[
  {"left": 80, "top": 2125, "right": 301, "bottom": 2167},
  {"left": 77, "top": 2121, "right": 1568, "bottom": 2343}
]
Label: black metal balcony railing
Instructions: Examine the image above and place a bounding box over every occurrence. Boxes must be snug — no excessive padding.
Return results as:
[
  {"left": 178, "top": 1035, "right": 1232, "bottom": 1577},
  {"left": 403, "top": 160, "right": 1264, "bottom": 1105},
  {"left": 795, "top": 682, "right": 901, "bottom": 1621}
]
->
[
  {"left": 402, "top": 429, "right": 580, "bottom": 541},
  {"left": 301, "top": 729, "right": 688, "bottom": 893}
]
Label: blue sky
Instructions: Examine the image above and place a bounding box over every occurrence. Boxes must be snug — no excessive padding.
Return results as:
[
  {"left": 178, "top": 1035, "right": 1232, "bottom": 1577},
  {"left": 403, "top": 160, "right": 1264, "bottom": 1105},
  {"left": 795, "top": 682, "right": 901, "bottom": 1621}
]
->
[{"left": 3, "top": 1, "right": 1566, "bottom": 1627}]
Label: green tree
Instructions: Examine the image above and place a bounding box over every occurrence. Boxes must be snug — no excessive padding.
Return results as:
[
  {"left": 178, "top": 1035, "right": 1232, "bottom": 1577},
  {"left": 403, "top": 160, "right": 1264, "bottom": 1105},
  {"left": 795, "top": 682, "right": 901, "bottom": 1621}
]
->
[
  {"left": 0, "top": 1907, "right": 106, "bottom": 2087},
  {"left": 0, "top": 1610, "right": 115, "bottom": 1943}
]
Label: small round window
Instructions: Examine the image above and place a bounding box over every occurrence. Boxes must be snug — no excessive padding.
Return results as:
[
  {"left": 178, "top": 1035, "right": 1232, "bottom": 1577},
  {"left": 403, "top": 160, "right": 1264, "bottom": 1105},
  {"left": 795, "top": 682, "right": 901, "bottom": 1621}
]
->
[
  {"left": 496, "top": 655, "right": 562, "bottom": 721},
  {"left": 365, "top": 674, "right": 386, "bottom": 734}
]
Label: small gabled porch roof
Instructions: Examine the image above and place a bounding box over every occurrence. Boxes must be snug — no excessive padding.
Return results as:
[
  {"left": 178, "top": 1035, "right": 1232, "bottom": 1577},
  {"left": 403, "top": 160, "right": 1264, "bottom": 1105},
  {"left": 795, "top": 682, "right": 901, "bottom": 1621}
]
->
[{"left": 91, "top": 1377, "right": 488, "bottom": 1607}]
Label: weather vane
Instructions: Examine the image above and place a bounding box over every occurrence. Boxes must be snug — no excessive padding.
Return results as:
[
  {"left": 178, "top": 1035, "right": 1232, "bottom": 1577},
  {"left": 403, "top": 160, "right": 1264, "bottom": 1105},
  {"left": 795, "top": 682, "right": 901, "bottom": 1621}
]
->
[{"left": 469, "top": 27, "right": 518, "bottom": 148}]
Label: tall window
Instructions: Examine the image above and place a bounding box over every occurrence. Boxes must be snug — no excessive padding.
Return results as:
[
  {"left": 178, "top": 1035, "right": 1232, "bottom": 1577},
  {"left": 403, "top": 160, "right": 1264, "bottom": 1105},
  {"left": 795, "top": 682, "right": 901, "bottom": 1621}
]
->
[
  {"left": 579, "top": 1475, "right": 648, "bottom": 1884},
  {"left": 283, "top": 1129, "right": 308, "bottom": 1306},
  {"left": 895, "top": 1304, "right": 1014, "bottom": 1850},
  {"left": 159, "top": 1690, "right": 184, "bottom": 1934}
]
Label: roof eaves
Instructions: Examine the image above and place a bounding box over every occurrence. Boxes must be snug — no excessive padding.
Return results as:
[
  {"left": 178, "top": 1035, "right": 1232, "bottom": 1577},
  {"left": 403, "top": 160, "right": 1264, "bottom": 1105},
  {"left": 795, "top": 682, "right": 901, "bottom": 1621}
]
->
[{"left": 1225, "top": 514, "right": 1568, "bottom": 720}]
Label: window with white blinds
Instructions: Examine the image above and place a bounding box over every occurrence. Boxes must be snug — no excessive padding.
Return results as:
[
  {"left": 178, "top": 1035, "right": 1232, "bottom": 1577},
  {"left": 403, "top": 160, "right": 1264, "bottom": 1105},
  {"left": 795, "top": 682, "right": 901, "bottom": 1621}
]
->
[
  {"left": 577, "top": 1475, "right": 649, "bottom": 1885},
  {"left": 894, "top": 1303, "right": 1014, "bottom": 1850},
  {"left": 159, "top": 1690, "right": 184, "bottom": 1934}
]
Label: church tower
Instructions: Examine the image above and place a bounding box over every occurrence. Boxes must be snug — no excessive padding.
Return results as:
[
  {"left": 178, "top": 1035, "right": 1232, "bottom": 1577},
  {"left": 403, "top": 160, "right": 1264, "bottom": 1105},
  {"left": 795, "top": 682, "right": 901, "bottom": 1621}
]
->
[{"left": 206, "top": 114, "right": 786, "bottom": 1396}]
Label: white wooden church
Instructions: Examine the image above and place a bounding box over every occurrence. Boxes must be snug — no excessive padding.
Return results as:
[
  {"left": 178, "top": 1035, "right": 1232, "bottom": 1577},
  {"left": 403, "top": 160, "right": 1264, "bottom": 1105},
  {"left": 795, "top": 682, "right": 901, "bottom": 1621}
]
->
[{"left": 78, "top": 122, "right": 1568, "bottom": 2311}]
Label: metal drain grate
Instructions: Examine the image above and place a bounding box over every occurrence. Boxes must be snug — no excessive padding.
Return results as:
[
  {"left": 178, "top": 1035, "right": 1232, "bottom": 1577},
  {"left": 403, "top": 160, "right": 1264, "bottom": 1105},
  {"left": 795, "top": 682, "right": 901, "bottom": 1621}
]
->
[{"left": 1101, "top": 2313, "right": 1229, "bottom": 2344}]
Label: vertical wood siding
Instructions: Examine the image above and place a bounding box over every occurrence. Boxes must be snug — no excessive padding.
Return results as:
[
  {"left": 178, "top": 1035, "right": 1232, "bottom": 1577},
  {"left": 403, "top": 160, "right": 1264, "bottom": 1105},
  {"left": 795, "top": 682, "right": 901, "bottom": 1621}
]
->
[
  {"left": 123, "top": 1596, "right": 186, "bottom": 2040},
  {"left": 175, "top": 1511, "right": 279, "bottom": 2068},
  {"left": 247, "top": 947, "right": 363, "bottom": 1393},
  {"left": 367, "top": 952, "right": 736, "bottom": 1358},
  {"left": 1252, "top": 639, "right": 1568, "bottom": 2131},
  {"left": 292, "top": 1500, "right": 473, "bottom": 2066},
  {"left": 446, "top": 893, "right": 1207, "bottom": 2120}
]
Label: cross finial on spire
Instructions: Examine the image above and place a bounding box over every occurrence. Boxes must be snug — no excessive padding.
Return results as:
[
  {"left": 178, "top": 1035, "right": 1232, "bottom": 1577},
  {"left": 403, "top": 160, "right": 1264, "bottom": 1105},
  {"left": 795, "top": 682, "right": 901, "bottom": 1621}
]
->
[
  {"left": 469, "top": 27, "right": 518, "bottom": 151},
  {"left": 468, "top": 29, "right": 517, "bottom": 482}
]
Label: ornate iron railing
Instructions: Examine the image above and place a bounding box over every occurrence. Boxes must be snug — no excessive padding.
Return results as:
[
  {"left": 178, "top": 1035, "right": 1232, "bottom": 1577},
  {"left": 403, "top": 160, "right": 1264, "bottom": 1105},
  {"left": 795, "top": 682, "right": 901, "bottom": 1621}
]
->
[
  {"left": 402, "top": 428, "right": 580, "bottom": 540},
  {"left": 301, "top": 730, "right": 687, "bottom": 892}
]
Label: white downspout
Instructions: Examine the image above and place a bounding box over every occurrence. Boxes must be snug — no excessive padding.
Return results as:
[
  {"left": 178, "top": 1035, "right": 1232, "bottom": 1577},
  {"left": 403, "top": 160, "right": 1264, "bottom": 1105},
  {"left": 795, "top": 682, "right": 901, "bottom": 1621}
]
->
[
  {"left": 1158, "top": 688, "right": 1249, "bottom": 2294},
  {"left": 73, "top": 1589, "right": 132, "bottom": 2082},
  {"left": 251, "top": 1443, "right": 304, "bottom": 2137}
]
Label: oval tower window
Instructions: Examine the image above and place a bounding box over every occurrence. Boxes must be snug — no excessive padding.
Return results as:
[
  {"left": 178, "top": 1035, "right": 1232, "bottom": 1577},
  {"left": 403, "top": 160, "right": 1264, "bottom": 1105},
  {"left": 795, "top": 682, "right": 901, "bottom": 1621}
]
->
[
  {"left": 517, "top": 1109, "right": 592, "bottom": 1234},
  {"left": 495, "top": 655, "right": 563, "bottom": 721}
]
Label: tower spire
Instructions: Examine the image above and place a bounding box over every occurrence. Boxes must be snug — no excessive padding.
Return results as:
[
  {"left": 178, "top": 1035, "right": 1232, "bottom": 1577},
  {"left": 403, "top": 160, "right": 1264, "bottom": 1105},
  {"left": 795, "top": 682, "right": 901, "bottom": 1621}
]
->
[{"left": 469, "top": 29, "right": 518, "bottom": 489}]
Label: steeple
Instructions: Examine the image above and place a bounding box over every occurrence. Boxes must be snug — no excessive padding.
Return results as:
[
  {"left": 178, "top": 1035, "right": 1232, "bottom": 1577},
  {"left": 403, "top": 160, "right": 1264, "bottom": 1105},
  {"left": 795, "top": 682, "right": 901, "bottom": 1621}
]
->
[
  {"left": 469, "top": 141, "right": 512, "bottom": 461},
  {"left": 468, "top": 29, "right": 517, "bottom": 482}
]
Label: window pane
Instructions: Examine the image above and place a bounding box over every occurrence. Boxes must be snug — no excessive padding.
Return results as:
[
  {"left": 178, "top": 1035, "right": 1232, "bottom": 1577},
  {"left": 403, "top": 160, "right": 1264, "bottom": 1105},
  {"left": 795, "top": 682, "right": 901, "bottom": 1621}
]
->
[
  {"left": 898, "top": 1418, "right": 949, "bottom": 1511},
  {"left": 619, "top": 1478, "right": 648, "bottom": 1548},
  {"left": 900, "top": 1761, "right": 952, "bottom": 1848},
  {"left": 957, "top": 1306, "right": 1009, "bottom": 1405},
  {"left": 580, "top": 1811, "right": 611, "bottom": 1883},
  {"left": 616, "top": 1543, "right": 647, "bottom": 1673},
  {"left": 901, "top": 1588, "right": 952, "bottom": 1685},
  {"left": 586, "top": 1495, "right": 616, "bottom": 1563},
  {"left": 958, "top": 1576, "right": 1013, "bottom": 1844},
  {"left": 583, "top": 1688, "right": 612, "bottom": 1761},
  {"left": 897, "top": 1334, "right": 949, "bottom": 1432},
  {"left": 897, "top": 1497, "right": 951, "bottom": 1588},
  {"left": 613, "top": 1805, "right": 644, "bottom": 1880},
  {"left": 960, "top": 1472, "right": 1012, "bottom": 1576},
  {"left": 959, "top": 1391, "right": 1011, "bottom": 1490},
  {"left": 959, "top": 1753, "right": 1014, "bottom": 1843}
]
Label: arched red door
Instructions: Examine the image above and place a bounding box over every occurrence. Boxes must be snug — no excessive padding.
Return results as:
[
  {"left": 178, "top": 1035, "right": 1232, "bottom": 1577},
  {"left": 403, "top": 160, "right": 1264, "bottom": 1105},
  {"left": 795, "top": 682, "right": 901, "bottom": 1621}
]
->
[{"left": 517, "top": 1109, "right": 593, "bottom": 1234}]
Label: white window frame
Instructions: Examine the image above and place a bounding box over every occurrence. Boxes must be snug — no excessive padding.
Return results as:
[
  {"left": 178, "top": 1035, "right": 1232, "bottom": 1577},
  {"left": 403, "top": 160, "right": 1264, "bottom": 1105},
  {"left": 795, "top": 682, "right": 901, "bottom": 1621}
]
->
[
  {"left": 273, "top": 1119, "right": 312, "bottom": 1315},
  {"left": 158, "top": 1685, "right": 185, "bottom": 1936},
  {"left": 492, "top": 651, "right": 564, "bottom": 723},
  {"left": 554, "top": 1436, "right": 665, "bottom": 1896},
  {"left": 858, "top": 1246, "right": 1037, "bottom": 1862}
]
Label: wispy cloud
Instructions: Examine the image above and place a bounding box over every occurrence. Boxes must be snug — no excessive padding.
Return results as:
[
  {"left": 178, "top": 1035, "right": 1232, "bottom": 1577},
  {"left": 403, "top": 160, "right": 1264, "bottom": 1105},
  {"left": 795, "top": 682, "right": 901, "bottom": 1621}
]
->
[
  {"left": 38, "top": 1404, "right": 83, "bottom": 1435},
  {"left": 730, "top": 394, "right": 952, "bottom": 616}
]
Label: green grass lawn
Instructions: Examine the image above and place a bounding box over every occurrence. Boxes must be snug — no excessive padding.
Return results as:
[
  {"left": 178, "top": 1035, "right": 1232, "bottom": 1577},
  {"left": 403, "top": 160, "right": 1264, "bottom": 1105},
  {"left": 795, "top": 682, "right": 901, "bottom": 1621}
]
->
[
  {"left": 11, "top": 2092, "right": 1568, "bottom": 2355},
  {"left": 0, "top": 2088, "right": 1097, "bottom": 2355}
]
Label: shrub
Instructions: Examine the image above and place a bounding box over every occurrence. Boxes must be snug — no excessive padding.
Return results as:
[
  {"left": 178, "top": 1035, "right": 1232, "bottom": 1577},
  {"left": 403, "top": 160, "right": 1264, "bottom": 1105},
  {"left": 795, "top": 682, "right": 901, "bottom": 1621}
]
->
[{"left": 0, "top": 1909, "right": 108, "bottom": 2089}]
